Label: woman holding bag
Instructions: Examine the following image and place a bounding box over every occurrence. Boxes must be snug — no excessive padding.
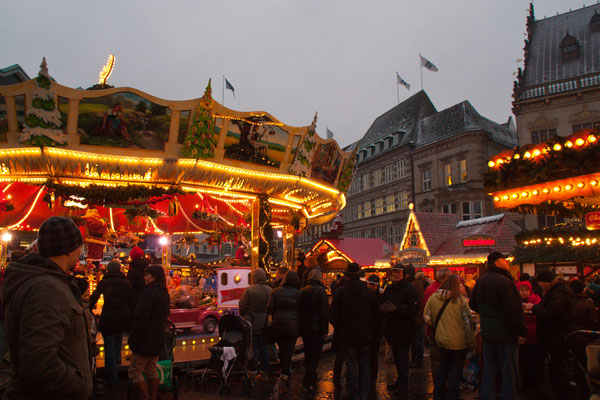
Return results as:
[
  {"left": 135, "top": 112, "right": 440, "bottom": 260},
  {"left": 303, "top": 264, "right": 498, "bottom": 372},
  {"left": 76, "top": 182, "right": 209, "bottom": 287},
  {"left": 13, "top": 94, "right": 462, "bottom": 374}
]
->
[{"left": 424, "top": 274, "right": 475, "bottom": 400}]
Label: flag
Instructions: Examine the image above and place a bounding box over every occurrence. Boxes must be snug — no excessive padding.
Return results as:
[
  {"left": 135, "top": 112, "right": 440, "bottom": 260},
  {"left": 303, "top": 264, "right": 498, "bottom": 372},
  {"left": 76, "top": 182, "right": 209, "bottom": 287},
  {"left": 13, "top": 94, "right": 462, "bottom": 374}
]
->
[
  {"left": 420, "top": 55, "right": 438, "bottom": 72},
  {"left": 396, "top": 72, "right": 411, "bottom": 90},
  {"left": 326, "top": 127, "right": 334, "bottom": 139},
  {"left": 224, "top": 77, "right": 235, "bottom": 96}
]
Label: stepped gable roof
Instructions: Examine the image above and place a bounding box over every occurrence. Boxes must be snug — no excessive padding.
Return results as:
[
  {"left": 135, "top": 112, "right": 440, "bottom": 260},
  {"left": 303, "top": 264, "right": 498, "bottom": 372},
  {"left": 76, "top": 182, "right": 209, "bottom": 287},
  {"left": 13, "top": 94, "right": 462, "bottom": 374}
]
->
[
  {"left": 360, "top": 90, "right": 436, "bottom": 150},
  {"left": 414, "top": 101, "right": 517, "bottom": 148},
  {"left": 434, "top": 214, "right": 521, "bottom": 256},
  {"left": 319, "top": 237, "right": 391, "bottom": 267},
  {"left": 524, "top": 4, "right": 600, "bottom": 87},
  {"left": 414, "top": 212, "right": 460, "bottom": 254},
  {"left": 0, "top": 64, "right": 30, "bottom": 85}
]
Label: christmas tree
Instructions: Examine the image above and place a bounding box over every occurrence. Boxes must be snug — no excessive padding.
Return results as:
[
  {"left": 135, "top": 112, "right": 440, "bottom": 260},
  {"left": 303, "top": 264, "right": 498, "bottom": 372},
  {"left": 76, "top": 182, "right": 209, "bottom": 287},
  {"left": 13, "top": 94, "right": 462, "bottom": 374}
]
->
[
  {"left": 20, "top": 57, "right": 66, "bottom": 146},
  {"left": 182, "top": 80, "right": 216, "bottom": 159}
]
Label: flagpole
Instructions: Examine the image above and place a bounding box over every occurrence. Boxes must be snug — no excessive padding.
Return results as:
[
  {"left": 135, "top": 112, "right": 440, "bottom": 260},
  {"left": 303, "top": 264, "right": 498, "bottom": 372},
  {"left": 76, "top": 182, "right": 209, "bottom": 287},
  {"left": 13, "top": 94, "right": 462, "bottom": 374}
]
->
[
  {"left": 222, "top": 76, "right": 225, "bottom": 105},
  {"left": 396, "top": 72, "right": 400, "bottom": 105},
  {"left": 419, "top": 54, "right": 424, "bottom": 91}
]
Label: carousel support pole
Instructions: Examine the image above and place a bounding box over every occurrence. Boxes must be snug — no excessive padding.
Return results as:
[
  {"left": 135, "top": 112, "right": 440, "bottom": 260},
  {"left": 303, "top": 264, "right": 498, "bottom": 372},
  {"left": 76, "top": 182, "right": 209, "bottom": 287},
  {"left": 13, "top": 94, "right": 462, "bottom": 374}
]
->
[
  {"left": 282, "top": 225, "right": 294, "bottom": 268},
  {"left": 251, "top": 198, "right": 260, "bottom": 272},
  {"left": 1, "top": 231, "right": 12, "bottom": 270},
  {"left": 159, "top": 235, "right": 171, "bottom": 270}
]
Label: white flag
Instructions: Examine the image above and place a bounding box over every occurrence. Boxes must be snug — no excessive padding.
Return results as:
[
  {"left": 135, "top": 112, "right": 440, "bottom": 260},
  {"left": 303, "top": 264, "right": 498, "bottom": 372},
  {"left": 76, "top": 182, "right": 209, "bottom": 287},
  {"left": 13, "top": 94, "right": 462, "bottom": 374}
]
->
[
  {"left": 396, "top": 73, "right": 411, "bottom": 90},
  {"left": 420, "top": 55, "right": 438, "bottom": 72},
  {"left": 326, "top": 127, "right": 334, "bottom": 139}
]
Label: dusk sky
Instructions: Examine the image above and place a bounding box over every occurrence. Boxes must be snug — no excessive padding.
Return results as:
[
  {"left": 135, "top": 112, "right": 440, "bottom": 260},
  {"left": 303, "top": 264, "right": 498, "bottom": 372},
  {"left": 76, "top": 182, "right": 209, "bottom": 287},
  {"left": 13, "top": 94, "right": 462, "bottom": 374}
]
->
[{"left": 1, "top": 1, "right": 591, "bottom": 148}]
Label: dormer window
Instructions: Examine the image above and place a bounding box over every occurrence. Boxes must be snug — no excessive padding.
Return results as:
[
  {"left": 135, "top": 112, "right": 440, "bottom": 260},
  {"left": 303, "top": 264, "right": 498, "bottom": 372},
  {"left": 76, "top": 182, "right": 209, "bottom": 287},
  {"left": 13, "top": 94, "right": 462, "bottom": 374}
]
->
[
  {"left": 560, "top": 33, "right": 580, "bottom": 61},
  {"left": 591, "top": 11, "right": 600, "bottom": 32},
  {"left": 368, "top": 145, "right": 375, "bottom": 157}
]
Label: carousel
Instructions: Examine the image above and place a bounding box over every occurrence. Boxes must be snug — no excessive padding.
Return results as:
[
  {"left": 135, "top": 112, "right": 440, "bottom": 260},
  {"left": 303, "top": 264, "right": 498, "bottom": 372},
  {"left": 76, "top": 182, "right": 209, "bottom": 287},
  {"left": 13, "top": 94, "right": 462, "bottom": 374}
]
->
[
  {"left": 485, "top": 128, "right": 600, "bottom": 277},
  {"left": 0, "top": 58, "right": 354, "bottom": 275}
]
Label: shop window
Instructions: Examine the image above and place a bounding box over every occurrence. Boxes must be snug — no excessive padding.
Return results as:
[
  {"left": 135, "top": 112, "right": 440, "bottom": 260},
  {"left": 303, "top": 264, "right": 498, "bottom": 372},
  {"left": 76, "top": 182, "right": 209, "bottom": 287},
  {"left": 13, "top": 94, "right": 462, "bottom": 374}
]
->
[
  {"left": 422, "top": 170, "right": 431, "bottom": 192},
  {"left": 460, "top": 159, "right": 468, "bottom": 182},
  {"left": 444, "top": 163, "right": 452, "bottom": 186},
  {"left": 531, "top": 128, "right": 557, "bottom": 144},
  {"left": 560, "top": 33, "right": 580, "bottom": 62}
]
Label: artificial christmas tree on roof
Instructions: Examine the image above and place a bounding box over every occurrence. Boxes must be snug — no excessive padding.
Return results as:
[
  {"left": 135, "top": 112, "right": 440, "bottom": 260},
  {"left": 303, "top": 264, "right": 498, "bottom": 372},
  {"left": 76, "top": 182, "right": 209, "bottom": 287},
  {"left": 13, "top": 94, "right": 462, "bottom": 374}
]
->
[
  {"left": 19, "top": 58, "right": 67, "bottom": 146},
  {"left": 182, "top": 80, "right": 216, "bottom": 159}
]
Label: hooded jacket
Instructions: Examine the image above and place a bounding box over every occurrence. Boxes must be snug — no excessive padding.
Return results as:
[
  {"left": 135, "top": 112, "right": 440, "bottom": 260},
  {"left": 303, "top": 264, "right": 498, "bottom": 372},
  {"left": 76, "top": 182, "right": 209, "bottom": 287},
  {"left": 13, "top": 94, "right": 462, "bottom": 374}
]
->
[
  {"left": 89, "top": 270, "right": 133, "bottom": 335},
  {"left": 423, "top": 290, "right": 474, "bottom": 351},
  {"left": 1, "top": 253, "right": 92, "bottom": 400},
  {"left": 298, "top": 279, "right": 329, "bottom": 336},
  {"left": 239, "top": 269, "right": 273, "bottom": 334}
]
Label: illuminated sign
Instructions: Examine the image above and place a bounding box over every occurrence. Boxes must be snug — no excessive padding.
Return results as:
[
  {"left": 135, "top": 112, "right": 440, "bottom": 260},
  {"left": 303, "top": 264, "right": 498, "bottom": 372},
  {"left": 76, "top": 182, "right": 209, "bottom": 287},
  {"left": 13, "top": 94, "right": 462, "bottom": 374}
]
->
[
  {"left": 586, "top": 211, "right": 600, "bottom": 230},
  {"left": 462, "top": 235, "right": 496, "bottom": 247},
  {"left": 398, "top": 248, "right": 428, "bottom": 266}
]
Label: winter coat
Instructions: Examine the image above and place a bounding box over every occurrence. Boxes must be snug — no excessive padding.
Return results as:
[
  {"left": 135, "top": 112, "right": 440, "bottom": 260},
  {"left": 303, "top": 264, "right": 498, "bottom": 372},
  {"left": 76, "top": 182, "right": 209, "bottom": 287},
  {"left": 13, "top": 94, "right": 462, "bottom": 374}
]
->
[
  {"left": 469, "top": 266, "right": 526, "bottom": 344},
  {"left": 302, "top": 266, "right": 320, "bottom": 289},
  {"left": 330, "top": 277, "right": 379, "bottom": 348},
  {"left": 128, "top": 282, "right": 170, "bottom": 357},
  {"left": 1, "top": 253, "right": 93, "bottom": 400},
  {"left": 423, "top": 279, "right": 441, "bottom": 306},
  {"left": 89, "top": 270, "right": 133, "bottom": 336},
  {"left": 296, "top": 264, "right": 307, "bottom": 288},
  {"left": 424, "top": 290, "right": 474, "bottom": 351},
  {"left": 239, "top": 269, "right": 273, "bottom": 334},
  {"left": 380, "top": 279, "right": 418, "bottom": 346},
  {"left": 408, "top": 275, "right": 425, "bottom": 326},
  {"left": 568, "top": 292, "right": 598, "bottom": 332},
  {"left": 298, "top": 280, "right": 329, "bottom": 336},
  {"left": 531, "top": 280, "right": 571, "bottom": 347},
  {"left": 520, "top": 294, "right": 540, "bottom": 344},
  {"left": 127, "top": 258, "right": 149, "bottom": 310},
  {"left": 267, "top": 283, "right": 300, "bottom": 337}
]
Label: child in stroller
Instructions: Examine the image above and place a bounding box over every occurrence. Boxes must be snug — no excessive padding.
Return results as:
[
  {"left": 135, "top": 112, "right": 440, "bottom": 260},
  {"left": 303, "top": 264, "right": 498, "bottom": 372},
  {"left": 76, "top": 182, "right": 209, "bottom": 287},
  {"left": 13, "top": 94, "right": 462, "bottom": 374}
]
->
[{"left": 199, "top": 314, "right": 254, "bottom": 393}]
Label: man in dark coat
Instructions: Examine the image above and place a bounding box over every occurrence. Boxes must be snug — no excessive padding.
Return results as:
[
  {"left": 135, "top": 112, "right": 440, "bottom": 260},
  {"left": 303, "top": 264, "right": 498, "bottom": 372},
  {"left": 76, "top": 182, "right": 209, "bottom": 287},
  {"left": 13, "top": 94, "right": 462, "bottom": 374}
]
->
[
  {"left": 127, "top": 245, "right": 148, "bottom": 311},
  {"left": 524, "top": 268, "right": 572, "bottom": 399},
  {"left": 405, "top": 265, "right": 425, "bottom": 368},
  {"left": 366, "top": 274, "right": 383, "bottom": 387},
  {"left": 380, "top": 264, "right": 418, "bottom": 397},
  {"left": 330, "top": 263, "right": 379, "bottom": 400},
  {"left": 298, "top": 269, "right": 329, "bottom": 390},
  {"left": 470, "top": 252, "right": 526, "bottom": 400},
  {"left": 89, "top": 260, "right": 133, "bottom": 387},
  {"left": 296, "top": 252, "right": 307, "bottom": 287},
  {"left": 2, "top": 216, "right": 92, "bottom": 400}
]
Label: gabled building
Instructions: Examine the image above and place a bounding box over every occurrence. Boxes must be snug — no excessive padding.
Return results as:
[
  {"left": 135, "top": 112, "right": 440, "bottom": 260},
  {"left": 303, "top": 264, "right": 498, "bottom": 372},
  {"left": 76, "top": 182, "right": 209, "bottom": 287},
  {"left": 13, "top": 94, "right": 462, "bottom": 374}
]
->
[{"left": 513, "top": 3, "right": 600, "bottom": 229}]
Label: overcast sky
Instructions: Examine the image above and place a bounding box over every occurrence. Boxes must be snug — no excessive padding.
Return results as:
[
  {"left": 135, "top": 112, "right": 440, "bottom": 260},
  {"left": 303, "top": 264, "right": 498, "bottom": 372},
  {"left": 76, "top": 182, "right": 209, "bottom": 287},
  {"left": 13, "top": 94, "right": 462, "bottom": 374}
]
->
[{"left": 1, "top": 0, "right": 591, "bottom": 148}]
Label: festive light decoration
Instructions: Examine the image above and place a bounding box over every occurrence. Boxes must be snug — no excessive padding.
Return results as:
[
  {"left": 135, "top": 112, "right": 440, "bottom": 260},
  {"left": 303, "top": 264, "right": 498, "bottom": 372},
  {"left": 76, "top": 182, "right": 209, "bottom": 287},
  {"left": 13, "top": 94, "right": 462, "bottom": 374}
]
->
[{"left": 98, "top": 54, "right": 115, "bottom": 85}]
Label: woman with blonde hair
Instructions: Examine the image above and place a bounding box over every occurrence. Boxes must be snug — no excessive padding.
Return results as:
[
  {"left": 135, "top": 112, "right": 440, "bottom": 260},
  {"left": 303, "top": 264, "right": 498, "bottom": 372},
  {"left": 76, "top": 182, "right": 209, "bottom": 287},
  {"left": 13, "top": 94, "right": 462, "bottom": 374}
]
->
[{"left": 424, "top": 274, "right": 474, "bottom": 400}]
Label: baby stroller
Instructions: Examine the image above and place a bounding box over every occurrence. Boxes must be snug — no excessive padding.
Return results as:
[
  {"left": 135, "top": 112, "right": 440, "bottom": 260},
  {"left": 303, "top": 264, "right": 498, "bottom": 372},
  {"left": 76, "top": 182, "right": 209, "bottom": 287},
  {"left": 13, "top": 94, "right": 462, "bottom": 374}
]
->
[
  {"left": 565, "top": 330, "right": 600, "bottom": 399},
  {"left": 198, "top": 314, "right": 253, "bottom": 394}
]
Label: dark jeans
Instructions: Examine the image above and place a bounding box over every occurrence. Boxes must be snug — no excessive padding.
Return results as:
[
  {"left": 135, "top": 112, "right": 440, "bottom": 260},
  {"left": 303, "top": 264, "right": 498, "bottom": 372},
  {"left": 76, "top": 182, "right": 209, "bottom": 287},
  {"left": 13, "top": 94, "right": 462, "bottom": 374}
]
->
[
  {"left": 518, "top": 344, "right": 543, "bottom": 393},
  {"left": 276, "top": 335, "right": 297, "bottom": 377},
  {"left": 250, "top": 333, "right": 269, "bottom": 374},
  {"left": 342, "top": 345, "right": 370, "bottom": 400},
  {"left": 434, "top": 348, "right": 467, "bottom": 400},
  {"left": 390, "top": 342, "right": 410, "bottom": 397},
  {"left": 369, "top": 335, "right": 381, "bottom": 384},
  {"left": 411, "top": 325, "right": 424, "bottom": 365},
  {"left": 481, "top": 339, "right": 518, "bottom": 400},
  {"left": 302, "top": 333, "right": 323, "bottom": 386},
  {"left": 334, "top": 351, "right": 345, "bottom": 381},
  {"left": 543, "top": 344, "right": 569, "bottom": 400},
  {"left": 103, "top": 332, "right": 123, "bottom": 387}
]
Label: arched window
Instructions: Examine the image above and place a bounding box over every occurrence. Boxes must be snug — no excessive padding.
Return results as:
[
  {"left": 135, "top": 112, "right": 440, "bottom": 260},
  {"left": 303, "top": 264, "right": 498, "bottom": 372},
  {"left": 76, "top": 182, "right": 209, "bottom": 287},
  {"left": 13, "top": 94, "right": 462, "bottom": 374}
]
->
[
  {"left": 560, "top": 33, "right": 580, "bottom": 62},
  {"left": 591, "top": 11, "right": 600, "bottom": 32}
]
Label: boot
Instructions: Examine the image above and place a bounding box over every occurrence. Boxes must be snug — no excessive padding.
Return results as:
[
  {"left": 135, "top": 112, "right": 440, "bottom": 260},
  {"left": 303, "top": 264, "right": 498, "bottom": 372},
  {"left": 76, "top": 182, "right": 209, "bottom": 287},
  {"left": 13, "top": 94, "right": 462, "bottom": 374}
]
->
[
  {"left": 131, "top": 380, "right": 149, "bottom": 400},
  {"left": 148, "top": 377, "right": 160, "bottom": 400}
]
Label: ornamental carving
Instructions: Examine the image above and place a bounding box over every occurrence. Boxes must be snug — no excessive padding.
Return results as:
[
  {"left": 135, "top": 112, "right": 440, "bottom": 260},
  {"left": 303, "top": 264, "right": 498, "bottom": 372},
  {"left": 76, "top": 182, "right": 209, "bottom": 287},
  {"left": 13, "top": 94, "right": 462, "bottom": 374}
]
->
[
  {"left": 568, "top": 105, "right": 600, "bottom": 124},
  {"left": 527, "top": 114, "right": 558, "bottom": 130}
]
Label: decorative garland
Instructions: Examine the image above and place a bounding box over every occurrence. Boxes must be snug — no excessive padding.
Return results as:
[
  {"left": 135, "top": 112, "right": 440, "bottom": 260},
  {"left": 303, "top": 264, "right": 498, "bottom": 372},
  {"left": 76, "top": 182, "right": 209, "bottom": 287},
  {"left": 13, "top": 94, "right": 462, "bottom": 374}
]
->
[
  {"left": 0, "top": 191, "right": 14, "bottom": 212},
  {"left": 191, "top": 210, "right": 220, "bottom": 222},
  {"left": 124, "top": 206, "right": 163, "bottom": 221},
  {"left": 41, "top": 180, "right": 186, "bottom": 206},
  {"left": 508, "top": 200, "right": 599, "bottom": 219},
  {"left": 337, "top": 150, "right": 357, "bottom": 193},
  {"left": 257, "top": 193, "right": 274, "bottom": 272},
  {"left": 483, "top": 132, "right": 600, "bottom": 191}
]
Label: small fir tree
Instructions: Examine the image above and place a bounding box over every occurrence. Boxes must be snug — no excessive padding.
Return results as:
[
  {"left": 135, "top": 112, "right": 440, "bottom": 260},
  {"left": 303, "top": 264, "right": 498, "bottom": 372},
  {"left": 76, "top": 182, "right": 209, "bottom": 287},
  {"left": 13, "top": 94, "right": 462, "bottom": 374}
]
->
[{"left": 182, "top": 80, "right": 216, "bottom": 159}]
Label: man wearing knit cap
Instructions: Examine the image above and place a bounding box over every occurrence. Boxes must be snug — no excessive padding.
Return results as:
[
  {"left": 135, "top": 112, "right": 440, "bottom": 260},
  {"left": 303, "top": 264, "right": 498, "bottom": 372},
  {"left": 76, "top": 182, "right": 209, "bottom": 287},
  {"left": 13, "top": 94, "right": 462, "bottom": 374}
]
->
[
  {"left": 2, "top": 216, "right": 92, "bottom": 399},
  {"left": 469, "top": 251, "right": 526, "bottom": 400},
  {"left": 524, "top": 268, "right": 571, "bottom": 399}
]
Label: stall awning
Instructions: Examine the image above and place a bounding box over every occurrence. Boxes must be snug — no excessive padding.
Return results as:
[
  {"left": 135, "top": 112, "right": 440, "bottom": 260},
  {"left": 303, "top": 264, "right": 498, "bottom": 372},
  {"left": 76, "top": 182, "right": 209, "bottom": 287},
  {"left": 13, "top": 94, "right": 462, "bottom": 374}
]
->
[{"left": 308, "top": 237, "right": 392, "bottom": 268}]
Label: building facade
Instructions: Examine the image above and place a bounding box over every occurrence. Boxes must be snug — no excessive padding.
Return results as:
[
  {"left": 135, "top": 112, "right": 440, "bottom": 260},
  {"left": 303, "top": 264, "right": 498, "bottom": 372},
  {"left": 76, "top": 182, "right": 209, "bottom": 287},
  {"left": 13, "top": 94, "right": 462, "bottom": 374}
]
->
[{"left": 513, "top": 3, "right": 600, "bottom": 230}]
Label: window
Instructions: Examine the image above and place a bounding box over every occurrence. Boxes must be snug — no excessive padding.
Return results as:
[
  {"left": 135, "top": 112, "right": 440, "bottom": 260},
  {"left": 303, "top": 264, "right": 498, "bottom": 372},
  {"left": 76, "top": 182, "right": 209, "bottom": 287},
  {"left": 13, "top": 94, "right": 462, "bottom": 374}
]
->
[
  {"left": 409, "top": 233, "right": 419, "bottom": 247},
  {"left": 221, "top": 273, "right": 228, "bottom": 286},
  {"left": 362, "top": 174, "right": 370, "bottom": 190},
  {"left": 384, "top": 164, "right": 394, "bottom": 182},
  {"left": 357, "top": 203, "right": 363, "bottom": 219},
  {"left": 386, "top": 194, "right": 396, "bottom": 212},
  {"left": 573, "top": 121, "right": 600, "bottom": 132},
  {"left": 459, "top": 159, "right": 468, "bottom": 182},
  {"left": 397, "top": 159, "right": 409, "bottom": 179},
  {"left": 398, "top": 191, "right": 409, "bottom": 209},
  {"left": 375, "top": 198, "right": 384, "bottom": 215},
  {"left": 364, "top": 230, "right": 371, "bottom": 238},
  {"left": 461, "top": 201, "right": 483, "bottom": 221},
  {"left": 531, "top": 128, "right": 557, "bottom": 144},
  {"left": 538, "top": 214, "right": 564, "bottom": 228},
  {"left": 386, "top": 226, "right": 395, "bottom": 244},
  {"left": 364, "top": 201, "right": 371, "bottom": 218},
  {"left": 560, "top": 33, "right": 580, "bottom": 62},
  {"left": 374, "top": 227, "right": 383, "bottom": 239},
  {"left": 592, "top": 11, "right": 600, "bottom": 32},
  {"left": 442, "top": 203, "right": 457, "bottom": 214},
  {"left": 422, "top": 170, "right": 431, "bottom": 192},
  {"left": 373, "top": 169, "right": 382, "bottom": 186},
  {"left": 444, "top": 163, "right": 452, "bottom": 186}
]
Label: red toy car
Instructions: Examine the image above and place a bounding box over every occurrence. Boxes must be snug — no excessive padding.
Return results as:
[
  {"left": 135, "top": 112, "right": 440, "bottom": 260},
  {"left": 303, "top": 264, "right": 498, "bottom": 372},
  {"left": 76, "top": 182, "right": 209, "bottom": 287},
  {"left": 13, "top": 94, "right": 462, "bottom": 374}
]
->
[{"left": 168, "top": 297, "right": 220, "bottom": 333}]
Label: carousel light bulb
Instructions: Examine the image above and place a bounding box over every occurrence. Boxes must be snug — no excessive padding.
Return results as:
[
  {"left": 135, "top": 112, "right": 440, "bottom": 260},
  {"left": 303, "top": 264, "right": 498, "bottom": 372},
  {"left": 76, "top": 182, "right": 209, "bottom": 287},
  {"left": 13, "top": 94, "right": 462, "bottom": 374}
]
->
[
  {"left": 1, "top": 232, "right": 12, "bottom": 242},
  {"left": 521, "top": 191, "right": 529, "bottom": 198},
  {"left": 513, "top": 153, "right": 520, "bottom": 159},
  {"left": 159, "top": 236, "right": 169, "bottom": 246},
  {"left": 533, "top": 190, "right": 540, "bottom": 196},
  {"left": 502, "top": 195, "right": 509, "bottom": 200},
  {"left": 493, "top": 196, "right": 500, "bottom": 202},
  {"left": 592, "top": 180, "right": 599, "bottom": 187},
  {"left": 588, "top": 135, "right": 597, "bottom": 143},
  {"left": 542, "top": 188, "right": 550, "bottom": 194},
  {"left": 575, "top": 138, "right": 585, "bottom": 146},
  {"left": 488, "top": 161, "right": 495, "bottom": 168},
  {"left": 553, "top": 186, "right": 561, "bottom": 192},
  {"left": 524, "top": 151, "right": 532, "bottom": 159},
  {"left": 532, "top": 149, "right": 541, "bottom": 157},
  {"left": 578, "top": 182, "right": 585, "bottom": 188},
  {"left": 512, "top": 193, "right": 519, "bottom": 199},
  {"left": 565, "top": 184, "right": 573, "bottom": 190},
  {"left": 565, "top": 141, "right": 573, "bottom": 148}
]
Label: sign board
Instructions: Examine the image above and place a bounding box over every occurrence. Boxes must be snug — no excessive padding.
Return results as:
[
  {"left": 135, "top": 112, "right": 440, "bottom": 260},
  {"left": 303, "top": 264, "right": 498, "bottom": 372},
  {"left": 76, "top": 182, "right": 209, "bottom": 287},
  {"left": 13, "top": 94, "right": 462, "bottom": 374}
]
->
[
  {"left": 554, "top": 266, "right": 578, "bottom": 275},
  {"left": 586, "top": 211, "right": 600, "bottom": 230},
  {"left": 463, "top": 235, "right": 496, "bottom": 247},
  {"left": 398, "top": 248, "right": 428, "bottom": 266}
]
